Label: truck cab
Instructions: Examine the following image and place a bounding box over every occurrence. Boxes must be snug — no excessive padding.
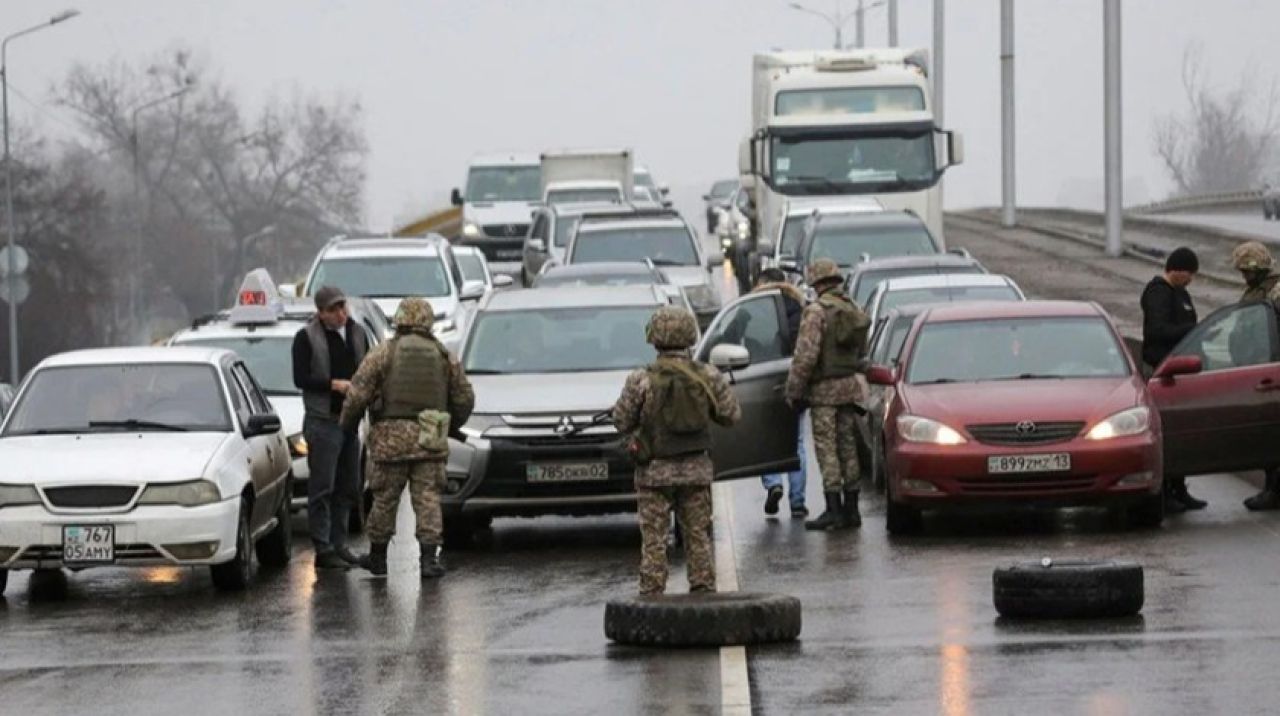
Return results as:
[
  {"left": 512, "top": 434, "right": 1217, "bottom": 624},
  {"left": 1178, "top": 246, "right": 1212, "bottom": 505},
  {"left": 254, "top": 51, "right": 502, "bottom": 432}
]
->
[{"left": 452, "top": 153, "right": 542, "bottom": 276}]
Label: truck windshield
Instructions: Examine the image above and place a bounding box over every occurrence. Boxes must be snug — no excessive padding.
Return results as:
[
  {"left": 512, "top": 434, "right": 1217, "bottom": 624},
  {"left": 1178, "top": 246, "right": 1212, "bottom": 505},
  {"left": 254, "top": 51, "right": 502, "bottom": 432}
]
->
[
  {"left": 775, "top": 86, "right": 926, "bottom": 116},
  {"left": 771, "top": 131, "right": 936, "bottom": 193},
  {"left": 465, "top": 166, "right": 541, "bottom": 202}
]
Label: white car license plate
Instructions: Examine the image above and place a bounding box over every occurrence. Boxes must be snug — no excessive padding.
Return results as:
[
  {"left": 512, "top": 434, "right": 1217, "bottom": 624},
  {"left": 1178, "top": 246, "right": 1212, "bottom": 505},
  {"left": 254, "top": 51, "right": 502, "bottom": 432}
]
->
[
  {"left": 62, "top": 525, "right": 115, "bottom": 564},
  {"left": 987, "top": 453, "right": 1071, "bottom": 474},
  {"left": 527, "top": 462, "right": 610, "bottom": 483}
]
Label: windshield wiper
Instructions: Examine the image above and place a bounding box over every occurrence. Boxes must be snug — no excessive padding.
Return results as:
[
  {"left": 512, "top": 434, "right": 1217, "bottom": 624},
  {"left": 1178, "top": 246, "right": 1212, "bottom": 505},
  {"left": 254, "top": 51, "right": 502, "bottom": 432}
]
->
[
  {"left": 263, "top": 389, "right": 301, "bottom": 396},
  {"left": 913, "top": 378, "right": 959, "bottom": 385},
  {"left": 784, "top": 175, "right": 844, "bottom": 190},
  {"left": 1012, "top": 373, "right": 1066, "bottom": 380},
  {"left": 464, "top": 369, "right": 506, "bottom": 375},
  {"left": 89, "top": 419, "right": 189, "bottom": 432},
  {"left": 26, "top": 427, "right": 88, "bottom": 436},
  {"left": 648, "top": 259, "right": 691, "bottom": 266}
]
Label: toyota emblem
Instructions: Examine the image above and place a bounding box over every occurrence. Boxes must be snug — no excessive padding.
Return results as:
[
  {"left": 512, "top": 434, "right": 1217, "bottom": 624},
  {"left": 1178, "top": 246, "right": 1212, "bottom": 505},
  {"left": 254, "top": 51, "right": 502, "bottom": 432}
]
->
[
  {"left": 554, "top": 416, "right": 577, "bottom": 436},
  {"left": 1015, "top": 420, "right": 1037, "bottom": 435}
]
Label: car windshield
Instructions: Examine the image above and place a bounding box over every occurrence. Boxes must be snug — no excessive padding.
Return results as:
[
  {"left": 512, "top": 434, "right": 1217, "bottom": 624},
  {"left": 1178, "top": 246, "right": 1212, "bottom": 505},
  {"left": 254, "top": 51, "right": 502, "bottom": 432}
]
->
[
  {"left": 3, "top": 364, "right": 232, "bottom": 436},
  {"left": 547, "top": 187, "right": 622, "bottom": 205},
  {"left": 535, "top": 270, "right": 656, "bottom": 288},
  {"left": 455, "top": 253, "right": 487, "bottom": 283},
  {"left": 572, "top": 227, "right": 698, "bottom": 266},
  {"left": 709, "top": 180, "right": 737, "bottom": 199},
  {"left": 177, "top": 337, "right": 297, "bottom": 395},
  {"left": 907, "top": 317, "right": 1130, "bottom": 384},
  {"left": 809, "top": 224, "right": 938, "bottom": 266},
  {"left": 853, "top": 265, "right": 983, "bottom": 305},
  {"left": 553, "top": 216, "right": 580, "bottom": 247},
  {"left": 465, "top": 166, "right": 541, "bottom": 202},
  {"left": 775, "top": 86, "right": 926, "bottom": 116},
  {"left": 635, "top": 172, "right": 657, "bottom": 191},
  {"left": 310, "top": 257, "right": 451, "bottom": 298},
  {"left": 880, "top": 284, "right": 1020, "bottom": 314},
  {"left": 771, "top": 131, "right": 936, "bottom": 192},
  {"left": 779, "top": 216, "right": 807, "bottom": 257},
  {"left": 464, "top": 306, "right": 658, "bottom": 374}
]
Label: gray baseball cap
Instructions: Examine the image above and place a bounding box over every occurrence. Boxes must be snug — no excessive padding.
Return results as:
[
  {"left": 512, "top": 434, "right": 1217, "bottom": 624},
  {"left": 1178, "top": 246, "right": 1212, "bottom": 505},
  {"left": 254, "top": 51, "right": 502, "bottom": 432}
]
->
[{"left": 313, "top": 285, "right": 347, "bottom": 310}]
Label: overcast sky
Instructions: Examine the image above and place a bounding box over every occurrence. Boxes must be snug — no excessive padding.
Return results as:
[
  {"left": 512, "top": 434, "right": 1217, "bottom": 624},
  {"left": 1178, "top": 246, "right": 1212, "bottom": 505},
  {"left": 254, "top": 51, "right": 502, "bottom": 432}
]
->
[{"left": 7, "top": 0, "right": 1279, "bottom": 229}]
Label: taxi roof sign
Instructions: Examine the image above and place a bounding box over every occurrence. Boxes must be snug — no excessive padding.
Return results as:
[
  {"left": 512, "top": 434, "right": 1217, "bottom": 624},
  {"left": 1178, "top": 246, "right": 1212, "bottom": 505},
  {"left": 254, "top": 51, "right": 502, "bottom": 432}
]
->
[{"left": 228, "top": 268, "right": 286, "bottom": 325}]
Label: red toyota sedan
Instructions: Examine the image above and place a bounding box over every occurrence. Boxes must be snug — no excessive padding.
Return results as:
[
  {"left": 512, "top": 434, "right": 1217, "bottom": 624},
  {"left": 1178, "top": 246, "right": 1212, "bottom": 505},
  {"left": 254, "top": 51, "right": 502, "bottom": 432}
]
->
[{"left": 868, "top": 301, "right": 1164, "bottom": 534}]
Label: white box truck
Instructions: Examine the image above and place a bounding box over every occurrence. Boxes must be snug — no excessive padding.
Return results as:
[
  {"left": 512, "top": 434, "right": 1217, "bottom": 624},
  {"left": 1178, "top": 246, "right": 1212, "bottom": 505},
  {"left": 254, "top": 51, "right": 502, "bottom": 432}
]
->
[
  {"left": 739, "top": 48, "right": 963, "bottom": 251},
  {"left": 540, "top": 149, "right": 634, "bottom": 206}
]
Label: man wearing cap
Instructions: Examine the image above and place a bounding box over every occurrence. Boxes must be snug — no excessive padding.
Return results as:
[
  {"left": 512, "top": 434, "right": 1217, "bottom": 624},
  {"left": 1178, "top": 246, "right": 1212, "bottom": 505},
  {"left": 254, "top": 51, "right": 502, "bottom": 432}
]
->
[
  {"left": 292, "top": 285, "right": 371, "bottom": 570},
  {"left": 1231, "top": 241, "right": 1280, "bottom": 510},
  {"left": 1140, "top": 247, "right": 1204, "bottom": 512},
  {"left": 786, "top": 259, "right": 871, "bottom": 531}
]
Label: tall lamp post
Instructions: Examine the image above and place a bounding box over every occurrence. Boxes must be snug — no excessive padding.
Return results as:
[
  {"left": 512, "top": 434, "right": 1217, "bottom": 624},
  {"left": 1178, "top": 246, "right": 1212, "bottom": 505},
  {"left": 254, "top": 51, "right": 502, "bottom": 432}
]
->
[
  {"left": 2, "top": 8, "right": 81, "bottom": 384},
  {"left": 789, "top": 1, "right": 886, "bottom": 50}
]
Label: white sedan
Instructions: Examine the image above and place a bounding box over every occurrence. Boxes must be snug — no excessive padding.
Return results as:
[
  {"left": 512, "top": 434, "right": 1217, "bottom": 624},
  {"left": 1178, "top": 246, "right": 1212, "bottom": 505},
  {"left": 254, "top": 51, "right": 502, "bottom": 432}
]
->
[{"left": 0, "top": 346, "right": 292, "bottom": 593}]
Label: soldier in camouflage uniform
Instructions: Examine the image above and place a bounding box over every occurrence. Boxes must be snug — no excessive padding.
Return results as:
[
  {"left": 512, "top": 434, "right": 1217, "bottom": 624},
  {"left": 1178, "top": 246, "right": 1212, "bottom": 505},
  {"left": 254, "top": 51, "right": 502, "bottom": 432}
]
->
[
  {"left": 340, "top": 298, "right": 475, "bottom": 578},
  {"left": 786, "top": 259, "right": 871, "bottom": 531},
  {"left": 613, "top": 306, "right": 741, "bottom": 596},
  {"left": 1232, "top": 241, "right": 1280, "bottom": 511}
]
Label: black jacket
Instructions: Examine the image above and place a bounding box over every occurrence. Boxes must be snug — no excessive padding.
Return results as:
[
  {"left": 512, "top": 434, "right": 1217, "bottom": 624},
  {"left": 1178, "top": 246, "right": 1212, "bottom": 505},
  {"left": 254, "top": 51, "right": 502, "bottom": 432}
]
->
[{"left": 1140, "top": 276, "right": 1197, "bottom": 367}]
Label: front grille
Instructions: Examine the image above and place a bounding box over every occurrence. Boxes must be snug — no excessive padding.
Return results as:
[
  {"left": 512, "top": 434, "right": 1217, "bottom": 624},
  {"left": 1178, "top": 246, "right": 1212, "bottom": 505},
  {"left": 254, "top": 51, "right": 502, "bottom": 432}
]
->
[
  {"left": 19, "top": 543, "right": 165, "bottom": 562},
  {"left": 43, "top": 486, "right": 139, "bottom": 508},
  {"left": 966, "top": 422, "right": 1084, "bottom": 446},
  {"left": 954, "top": 473, "right": 1097, "bottom": 495},
  {"left": 482, "top": 223, "right": 529, "bottom": 238},
  {"left": 507, "top": 433, "right": 622, "bottom": 448}
]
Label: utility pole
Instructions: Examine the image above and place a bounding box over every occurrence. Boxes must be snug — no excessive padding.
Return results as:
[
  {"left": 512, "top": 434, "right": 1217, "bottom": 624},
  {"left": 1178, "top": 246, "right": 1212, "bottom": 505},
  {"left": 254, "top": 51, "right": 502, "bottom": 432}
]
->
[
  {"left": 888, "top": 0, "right": 899, "bottom": 46},
  {"left": 855, "top": 0, "right": 866, "bottom": 49},
  {"left": 1000, "top": 0, "right": 1016, "bottom": 227},
  {"left": 1103, "top": 0, "right": 1123, "bottom": 257}
]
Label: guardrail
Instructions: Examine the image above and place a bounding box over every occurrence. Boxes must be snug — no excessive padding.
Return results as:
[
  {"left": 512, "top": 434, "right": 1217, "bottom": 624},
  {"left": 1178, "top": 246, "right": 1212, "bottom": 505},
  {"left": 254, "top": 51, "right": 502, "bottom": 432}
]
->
[
  {"left": 393, "top": 206, "right": 462, "bottom": 238},
  {"left": 1128, "top": 190, "right": 1262, "bottom": 215}
]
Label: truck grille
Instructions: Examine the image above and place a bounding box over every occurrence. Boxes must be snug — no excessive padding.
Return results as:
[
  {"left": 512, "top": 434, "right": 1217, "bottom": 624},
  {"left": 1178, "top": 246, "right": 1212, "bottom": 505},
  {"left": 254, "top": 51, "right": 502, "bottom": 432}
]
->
[
  {"left": 482, "top": 223, "right": 529, "bottom": 238},
  {"left": 43, "top": 485, "right": 140, "bottom": 508},
  {"left": 966, "top": 422, "right": 1084, "bottom": 446}
]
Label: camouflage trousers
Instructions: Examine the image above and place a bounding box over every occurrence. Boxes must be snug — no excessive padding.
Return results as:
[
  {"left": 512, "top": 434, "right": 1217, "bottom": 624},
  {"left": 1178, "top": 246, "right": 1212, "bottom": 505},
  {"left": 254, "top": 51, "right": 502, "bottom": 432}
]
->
[
  {"left": 365, "top": 460, "right": 444, "bottom": 545},
  {"left": 811, "top": 405, "right": 861, "bottom": 492},
  {"left": 637, "top": 485, "right": 715, "bottom": 596}
]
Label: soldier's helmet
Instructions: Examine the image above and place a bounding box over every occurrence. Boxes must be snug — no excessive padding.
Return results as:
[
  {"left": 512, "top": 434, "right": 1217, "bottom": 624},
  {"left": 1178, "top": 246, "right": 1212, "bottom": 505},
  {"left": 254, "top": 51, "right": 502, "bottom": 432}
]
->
[
  {"left": 806, "top": 258, "right": 843, "bottom": 286},
  {"left": 393, "top": 297, "right": 435, "bottom": 329},
  {"left": 1232, "top": 241, "right": 1274, "bottom": 271},
  {"left": 645, "top": 306, "right": 699, "bottom": 349}
]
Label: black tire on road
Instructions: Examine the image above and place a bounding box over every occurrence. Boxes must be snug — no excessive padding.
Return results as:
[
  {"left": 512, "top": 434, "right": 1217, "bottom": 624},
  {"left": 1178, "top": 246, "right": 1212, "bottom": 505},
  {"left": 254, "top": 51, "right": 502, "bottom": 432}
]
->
[
  {"left": 256, "top": 485, "right": 293, "bottom": 568},
  {"left": 993, "top": 560, "right": 1144, "bottom": 619},
  {"left": 1125, "top": 493, "right": 1164, "bottom": 530},
  {"left": 605, "top": 592, "right": 801, "bottom": 647},
  {"left": 211, "top": 498, "right": 254, "bottom": 592}
]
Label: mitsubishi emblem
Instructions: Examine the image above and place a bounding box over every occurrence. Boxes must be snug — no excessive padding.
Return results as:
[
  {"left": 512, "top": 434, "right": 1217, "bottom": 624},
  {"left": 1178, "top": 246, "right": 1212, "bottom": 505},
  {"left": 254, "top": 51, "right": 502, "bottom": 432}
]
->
[{"left": 555, "top": 416, "right": 577, "bottom": 436}]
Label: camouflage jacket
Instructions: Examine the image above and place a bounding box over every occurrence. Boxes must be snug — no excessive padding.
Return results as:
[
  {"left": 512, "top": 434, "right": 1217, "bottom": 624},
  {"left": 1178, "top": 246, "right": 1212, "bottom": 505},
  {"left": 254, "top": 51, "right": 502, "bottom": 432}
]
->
[
  {"left": 339, "top": 333, "right": 475, "bottom": 463},
  {"left": 1241, "top": 273, "right": 1280, "bottom": 309},
  {"left": 784, "top": 292, "right": 865, "bottom": 407},
  {"left": 612, "top": 350, "right": 742, "bottom": 488}
]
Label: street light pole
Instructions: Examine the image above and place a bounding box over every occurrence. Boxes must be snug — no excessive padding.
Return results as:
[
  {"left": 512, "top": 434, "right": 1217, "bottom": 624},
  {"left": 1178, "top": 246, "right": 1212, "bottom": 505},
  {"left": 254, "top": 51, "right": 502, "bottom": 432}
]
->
[
  {"left": 1000, "top": 0, "right": 1016, "bottom": 227},
  {"left": 2, "top": 8, "right": 80, "bottom": 384},
  {"left": 789, "top": 1, "right": 854, "bottom": 50},
  {"left": 888, "top": 0, "right": 899, "bottom": 46},
  {"left": 1103, "top": 0, "right": 1123, "bottom": 257}
]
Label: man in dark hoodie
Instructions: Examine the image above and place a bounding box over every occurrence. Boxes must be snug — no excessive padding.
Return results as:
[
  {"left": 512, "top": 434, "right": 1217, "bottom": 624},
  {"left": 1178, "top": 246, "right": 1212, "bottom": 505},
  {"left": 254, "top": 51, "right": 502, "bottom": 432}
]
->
[
  {"left": 753, "top": 268, "right": 809, "bottom": 517},
  {"left": 1140, "top": 246, "right": 1203, "bottom": 512}
]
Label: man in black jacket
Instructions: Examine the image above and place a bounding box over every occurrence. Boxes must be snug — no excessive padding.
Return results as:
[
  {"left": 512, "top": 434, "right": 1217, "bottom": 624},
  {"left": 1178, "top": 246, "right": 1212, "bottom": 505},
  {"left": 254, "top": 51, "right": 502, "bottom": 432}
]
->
[{"left": 1140, "top": 246, "right": 1203, "bottom": 512}]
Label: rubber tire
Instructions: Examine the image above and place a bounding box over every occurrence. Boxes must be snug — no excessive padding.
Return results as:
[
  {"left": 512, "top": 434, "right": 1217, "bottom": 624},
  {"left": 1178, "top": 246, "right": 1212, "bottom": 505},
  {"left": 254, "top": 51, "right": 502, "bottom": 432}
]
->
[
  {"left": 442, "top": 516, "right": 476, "bottom": 549},
  {"left": 885, "top": 496, "right": 923, "bottom": 535},
  {"left": 1125, "top": 493, "right": 1165, "bottom": 530},
  {"left": 605, "top": 592, "right": 802, "bottom": 647},
  {"left": 211, "top": 498, "right": 253, "bottom": 592},
  {"left": 993, "top": 560, "right": 1143, "bottom": 619},
  {"left": 0, "top": 568, "right": 7, "bottom": 596},
  {"left": 256, "top": 485, "right": 293, "bottom": 568}
]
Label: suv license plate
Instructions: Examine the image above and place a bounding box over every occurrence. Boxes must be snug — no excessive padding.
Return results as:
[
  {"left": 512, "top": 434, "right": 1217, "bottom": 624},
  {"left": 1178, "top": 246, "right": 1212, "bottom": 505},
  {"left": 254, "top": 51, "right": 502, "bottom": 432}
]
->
[
  {"left": 527, "top": 462, "right": 610, "bottom": 483},
  {"left": 62, "top": 525, "right": 115, "bottom": 564},
  {"left": 987, "top": 453, "right": 1071, "bottom": 474}
]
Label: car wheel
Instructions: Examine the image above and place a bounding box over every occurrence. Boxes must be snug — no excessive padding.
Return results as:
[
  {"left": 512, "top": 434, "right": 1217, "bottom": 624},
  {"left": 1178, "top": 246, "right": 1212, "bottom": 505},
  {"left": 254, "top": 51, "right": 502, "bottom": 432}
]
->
[
  {"left": 885, "top": 494, "right": 923, "bottom": 535},
  {"left": 1125, "top": 493, "right": 1164, "bottom": 530},
  {"left": 210, "top": 497, "right": 253, "bottom": 592},
  {"left": 605, "top": 592, "right": 802, "bottom": 647},
  {"left": 256, "top": 484, "right": 293, "bottom": 568},
  {"left": 993, "top": 560, "right": 1144, "bottom": 619}
]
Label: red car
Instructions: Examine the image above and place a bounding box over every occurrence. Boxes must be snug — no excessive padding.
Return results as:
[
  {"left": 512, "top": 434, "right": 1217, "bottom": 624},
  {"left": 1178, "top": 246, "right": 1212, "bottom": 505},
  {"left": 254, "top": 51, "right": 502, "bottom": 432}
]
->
[{"left": 868, "top": 301, "right": 1165, "bottom": 534}]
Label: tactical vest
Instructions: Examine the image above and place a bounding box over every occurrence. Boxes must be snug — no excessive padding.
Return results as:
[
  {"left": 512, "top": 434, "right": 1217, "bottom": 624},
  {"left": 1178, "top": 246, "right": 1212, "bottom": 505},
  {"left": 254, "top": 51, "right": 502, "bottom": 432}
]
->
[
  {"left": 814, "top": 291, "right": 868, "bottom": 381},
  {"left": 375, "top": 333, "right": 448, "bottom": 421},
  {"left": 644, "top": 358, "right": 713, "bottom": 459},
  {"left": 1242, "top": 273, "right": 1280, "bottom": 303}
]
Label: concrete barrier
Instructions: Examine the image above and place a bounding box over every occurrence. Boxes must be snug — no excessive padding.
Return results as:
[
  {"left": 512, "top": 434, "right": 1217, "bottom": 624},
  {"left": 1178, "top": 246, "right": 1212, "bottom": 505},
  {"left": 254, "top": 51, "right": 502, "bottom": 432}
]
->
[{"left": 394, "top": 206, "right": 462, "bottom": 239}]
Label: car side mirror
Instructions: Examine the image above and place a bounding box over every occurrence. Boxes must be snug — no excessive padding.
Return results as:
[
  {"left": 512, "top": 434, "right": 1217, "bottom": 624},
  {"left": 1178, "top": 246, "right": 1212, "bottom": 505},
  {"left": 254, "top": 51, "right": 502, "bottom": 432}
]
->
[
  {"left": 492, "top": 274, "right": 514, "bottom": 288},
  {"left": 246, "top": 413, "right": 282, "bottom": 437},
  {"left": 460, "top": 280, "right": 486, "bottom": 301},
  {"left": 1153, "top": 355, "right": 1202, "bottom": 382},
  {"left": 710, "top": 344, "right": 750, "bottom": 371},
  {"left": 277, "top": 283, "right": 298, "bottom": 298},
  {"left": 528, "top": 238, "right": 547, "bottom": 253},
  {"left": 659, "top": 185, "right": 670, "bottom": 196},
  {"left": 948, "top": 131, "right": 965, "bottom": 167},
  {"left": 451, "top": 188, "right": 463, "bottom": 206},
  {"left": 706, "top": 254, "right": 725, "bottom": 270},
  {"left": 865, "top": 365, "right": 897, "bottom": 386}
]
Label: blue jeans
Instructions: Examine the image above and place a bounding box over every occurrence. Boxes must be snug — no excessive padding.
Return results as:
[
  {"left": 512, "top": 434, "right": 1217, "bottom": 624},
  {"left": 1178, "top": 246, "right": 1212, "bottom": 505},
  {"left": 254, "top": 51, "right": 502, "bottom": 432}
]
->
[
  {"left": 304, "top": 416, "right": 361, "bottom": 553},
  {"left": 761, "top": 422, "right": 807, "bottom": 509}
]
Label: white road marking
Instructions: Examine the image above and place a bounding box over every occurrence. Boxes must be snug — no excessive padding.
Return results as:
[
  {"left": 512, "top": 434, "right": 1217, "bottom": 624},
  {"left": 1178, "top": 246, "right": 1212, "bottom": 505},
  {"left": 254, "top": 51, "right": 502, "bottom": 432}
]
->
[{"left": 714, "top": 480, "right": 752, "bottom": 716}]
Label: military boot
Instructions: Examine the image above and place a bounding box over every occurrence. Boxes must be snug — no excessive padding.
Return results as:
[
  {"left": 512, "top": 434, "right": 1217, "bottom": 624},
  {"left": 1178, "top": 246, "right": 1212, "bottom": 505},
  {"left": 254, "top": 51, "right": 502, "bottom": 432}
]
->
[
  {"left": 841, "top": 490, "right": 862, "bottom": 529},
  {"left": 359, "top": 542, "right": 388, "bottom": 576},
  {"left": 420, "top": 542, "right": 446, "bottom": 579},
  {"left": 1163, "top": 480, "right": 1187, "bottom": 515},
  {"left": 1244, "top": 471, "right": 1280, "bottom": 511},
  {"left": 805, "top": 492, "right": 844, "bottom": 531},
  {"left": 1171, "top": 476, "right": 1207, "bottom": 510}
]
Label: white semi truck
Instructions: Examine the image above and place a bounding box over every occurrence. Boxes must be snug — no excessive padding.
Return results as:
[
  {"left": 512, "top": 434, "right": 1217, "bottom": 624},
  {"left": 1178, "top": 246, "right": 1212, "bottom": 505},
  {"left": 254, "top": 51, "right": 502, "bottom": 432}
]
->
[
  {"left": 739, "top": 48, "right": 963, "bottom": 251},
  {"left": 540, "top": 148, "right": 634, "bottom": 206}
]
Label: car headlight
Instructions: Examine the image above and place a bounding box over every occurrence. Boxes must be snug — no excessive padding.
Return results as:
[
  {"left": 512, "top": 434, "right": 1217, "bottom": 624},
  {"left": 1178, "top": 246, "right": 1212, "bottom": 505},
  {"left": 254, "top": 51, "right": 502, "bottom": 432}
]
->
[
  {"left": 462, "top": 221, "right": 482, "bottom": 238},
  {"left": 0, "top": 483, "right": 40, "bottom": 509},
  {"left": 736, "top": 220, "right": 749, "bottom": 239},
  {"left": 896, "top": 415, "right": 967, "bottom": 445},
  {"left": 459, "top": 414, "right": 504, "bottom": 439},
  {"left": 137, "top": 480, "right": 222, "bottom": 507},
  {"left": 1086, "top": 406, "right": 1150, "bottom": 440},
  {"left": 288, "top": 432, "right": 308, "bottom": 458}
]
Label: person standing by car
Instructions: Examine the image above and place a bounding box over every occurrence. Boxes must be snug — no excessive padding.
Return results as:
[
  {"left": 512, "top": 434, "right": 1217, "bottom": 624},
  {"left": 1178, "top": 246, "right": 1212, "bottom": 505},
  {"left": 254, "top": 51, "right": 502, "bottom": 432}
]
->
[
  {"left": 754, "top": 268, "right": 809, "bottom": 518},
  {"left": 1232, "top": 241, "right": 1280, "bottom": 511},
  {"left": 292, "top": 286, "right": 370, "bottom": 570},
  {"left": 1140, "top": 247, "right": 1204, "bottom": 512},
  {"left": 339, "top": 298, "right": 474, "bottom": 578},
  {"left": 786, "top": 259, "right": 871, "bottom": 531},
  {"left": 613, "top": 307, "right": 741, "bottom": 596}
]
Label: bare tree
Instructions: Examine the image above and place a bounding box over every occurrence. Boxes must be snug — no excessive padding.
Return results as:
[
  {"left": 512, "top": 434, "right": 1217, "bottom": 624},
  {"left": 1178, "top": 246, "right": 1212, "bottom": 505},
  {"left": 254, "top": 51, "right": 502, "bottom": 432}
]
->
[{"left": 1155, "top": 44, "right": 1280, "bottom": 196}]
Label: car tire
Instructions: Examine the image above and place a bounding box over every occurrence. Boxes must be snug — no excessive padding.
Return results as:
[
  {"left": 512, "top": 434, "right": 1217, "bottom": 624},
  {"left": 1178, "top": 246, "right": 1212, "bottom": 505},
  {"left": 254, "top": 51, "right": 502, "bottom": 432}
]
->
[
  {"left": 256, "top": 485, "right": 293, "bottom": 568},
  {"left": 1125, "top": 493, "right": 1164, "bottom": 530},
  {"left": 885, "top": 495, "right": 923, "bottom": 535},
  {"left": 993, "top": 560, "right": 1144, "bottom": 619},
  {"left": 210, "top": 497, "right": 254, "bottom": 592},
  {"left": 604, "top": 592, "right": 802, "bottom": 647}
]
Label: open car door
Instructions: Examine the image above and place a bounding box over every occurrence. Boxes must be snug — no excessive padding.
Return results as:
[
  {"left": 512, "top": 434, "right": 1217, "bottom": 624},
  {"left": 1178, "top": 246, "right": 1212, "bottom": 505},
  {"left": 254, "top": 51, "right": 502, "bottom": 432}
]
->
[{"left": 696, "top": 290, "right": 801, "bottom": 480}]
